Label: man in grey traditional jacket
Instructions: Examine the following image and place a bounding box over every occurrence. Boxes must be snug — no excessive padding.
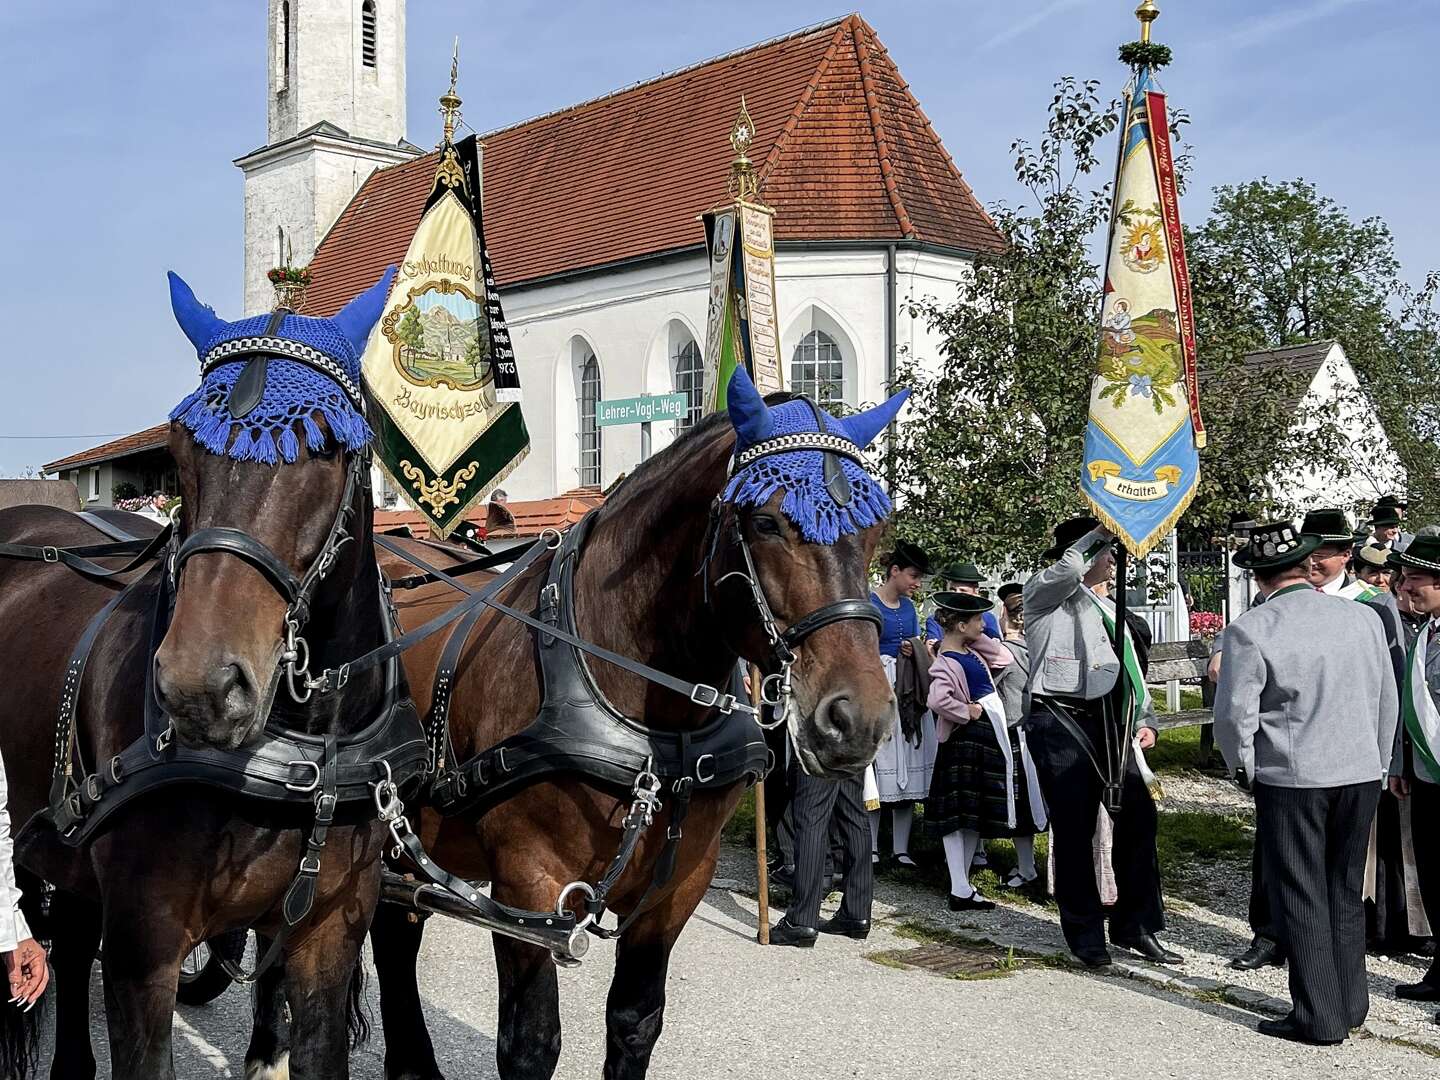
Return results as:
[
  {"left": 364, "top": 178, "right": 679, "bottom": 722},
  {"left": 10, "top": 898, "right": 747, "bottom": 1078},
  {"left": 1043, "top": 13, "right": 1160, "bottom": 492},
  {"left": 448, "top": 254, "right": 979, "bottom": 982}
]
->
[
  {"left": 1024, "top": 516, "right": 1176, "bottom": 969},
  {"left": 1215, "top": 520, "right": 1398, "bottom": 1046}
]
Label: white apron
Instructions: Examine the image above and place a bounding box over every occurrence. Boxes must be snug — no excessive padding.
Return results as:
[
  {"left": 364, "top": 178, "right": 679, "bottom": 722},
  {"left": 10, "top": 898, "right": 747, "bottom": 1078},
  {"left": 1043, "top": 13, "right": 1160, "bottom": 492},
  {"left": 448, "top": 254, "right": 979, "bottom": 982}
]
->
[
  {"left": 872, "top": 654, "right": 938, "bottom": 802},
  {"left": 975, "top": 690, "right": 1048, "bottom": 831}
]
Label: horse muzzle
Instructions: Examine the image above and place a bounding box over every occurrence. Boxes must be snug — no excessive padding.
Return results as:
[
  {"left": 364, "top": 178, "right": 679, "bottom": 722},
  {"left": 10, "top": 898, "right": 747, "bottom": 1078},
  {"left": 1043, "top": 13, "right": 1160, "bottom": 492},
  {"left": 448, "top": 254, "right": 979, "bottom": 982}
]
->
[{"left": 153, "top": 652, "right": 267, "bottom": 750}]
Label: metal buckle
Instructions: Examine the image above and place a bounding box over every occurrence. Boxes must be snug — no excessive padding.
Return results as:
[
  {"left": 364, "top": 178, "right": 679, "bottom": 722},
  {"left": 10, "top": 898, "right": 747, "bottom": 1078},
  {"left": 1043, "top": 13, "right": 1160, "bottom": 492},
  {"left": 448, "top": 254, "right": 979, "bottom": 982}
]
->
[
  {"left": 285, "top": 760, "right": 321, "bottom": 793},
  {"left": 300, "top": 854, "right": 322, "bottom": 875},
  {"left": 314, "top": 791, "right": 338, "bottom": 819},
  {"left": 84, "top": 774, "right": 102, "bottom": 802},
  {"left": 41, "top": 546, "right": 59, "bottom": 563},
  {"left": 334, "top": 663, "right": 350, "bottom": 690},
  {"left": 556, "top": 880, "right": 596, "bottom": 932},
  {"left": 540, "top": 528, "right": 563, "bottom": 551},
  {"left": 689, "top": 684, "right": 720, "bottom": 708},
  {"left": 109, "top": 756, "right": 124, "bottom": 784},
  {"left": 714, "top": 693, "right": 737, "bottom": 715},
  {"left": 694, "top": 754, "right": 717, "bottom": 785}
]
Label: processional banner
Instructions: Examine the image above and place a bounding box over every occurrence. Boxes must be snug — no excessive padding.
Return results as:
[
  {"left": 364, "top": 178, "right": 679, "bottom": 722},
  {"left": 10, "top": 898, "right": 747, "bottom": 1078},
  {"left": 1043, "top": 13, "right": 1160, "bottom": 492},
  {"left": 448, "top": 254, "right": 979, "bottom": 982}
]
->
[
  {"left": 360, "top": 134, "right": 528, "bottom": 537},
  {"left": 702, "top": 200, "right": 783, "bottom": 413},
  {"left": 1081, "top": 66, "right": 1204, "bottom": 557}
]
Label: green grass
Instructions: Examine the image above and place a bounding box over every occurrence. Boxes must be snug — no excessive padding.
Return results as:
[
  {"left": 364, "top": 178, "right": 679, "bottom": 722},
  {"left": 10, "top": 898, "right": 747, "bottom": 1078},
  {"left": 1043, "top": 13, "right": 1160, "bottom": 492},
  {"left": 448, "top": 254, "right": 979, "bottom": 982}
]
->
[
  {"left": 1155, "top": 809, "right": 1253, "bottom": 896},
  {"left": 1146, "top": 722, "right": 1204, "bottom": 774}
]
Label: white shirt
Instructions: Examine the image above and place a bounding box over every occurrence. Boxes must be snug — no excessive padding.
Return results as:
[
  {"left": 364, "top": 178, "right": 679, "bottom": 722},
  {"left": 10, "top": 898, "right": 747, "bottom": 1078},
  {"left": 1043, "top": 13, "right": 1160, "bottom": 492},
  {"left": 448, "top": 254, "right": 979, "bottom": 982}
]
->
[
  {"left": 0, "top": 752, "right": 31, "bottom": 952},
  {"left": 1318, "top": 573, "right": 1346, "bottom": 596}
]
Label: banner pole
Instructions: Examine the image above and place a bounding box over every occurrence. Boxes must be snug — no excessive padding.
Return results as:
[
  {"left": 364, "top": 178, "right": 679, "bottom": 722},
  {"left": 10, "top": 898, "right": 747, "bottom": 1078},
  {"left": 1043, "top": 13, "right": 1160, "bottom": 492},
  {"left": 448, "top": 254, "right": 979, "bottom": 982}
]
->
[
  {"left": 1107, "top": 544, "right": 1130, "bottom": 813},
  {"left": 751, "top": 663, "right": 770, "bottom": 943}
]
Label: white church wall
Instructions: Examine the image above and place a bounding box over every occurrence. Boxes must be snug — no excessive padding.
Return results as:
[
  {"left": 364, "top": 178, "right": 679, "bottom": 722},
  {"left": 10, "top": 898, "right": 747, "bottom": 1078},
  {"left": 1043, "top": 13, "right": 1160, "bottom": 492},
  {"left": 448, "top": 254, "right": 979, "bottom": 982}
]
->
[{"left": 494, "top": 246, "right": 974, "bottom": 502}]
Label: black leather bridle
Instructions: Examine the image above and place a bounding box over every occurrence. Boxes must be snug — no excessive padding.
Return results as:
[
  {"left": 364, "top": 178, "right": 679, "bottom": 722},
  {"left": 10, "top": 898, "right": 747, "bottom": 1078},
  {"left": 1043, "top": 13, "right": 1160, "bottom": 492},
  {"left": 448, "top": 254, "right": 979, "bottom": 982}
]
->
[
  {"left": 172, "top": 313, "right": 372, "bottom": 706},
  {"left": 700, "top": 395, "right": 883, "bottom": 725}
]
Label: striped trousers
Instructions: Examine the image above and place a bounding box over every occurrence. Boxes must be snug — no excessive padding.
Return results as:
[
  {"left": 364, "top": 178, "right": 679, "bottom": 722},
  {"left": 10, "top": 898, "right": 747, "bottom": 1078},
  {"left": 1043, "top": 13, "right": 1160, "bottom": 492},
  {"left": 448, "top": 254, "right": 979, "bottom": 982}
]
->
[
  {"left": 1254, "top": 781, "right": 1379, "bottom": 1042},
  {"left": 786, "top": 769, "right": 873, "bottom": 929}
]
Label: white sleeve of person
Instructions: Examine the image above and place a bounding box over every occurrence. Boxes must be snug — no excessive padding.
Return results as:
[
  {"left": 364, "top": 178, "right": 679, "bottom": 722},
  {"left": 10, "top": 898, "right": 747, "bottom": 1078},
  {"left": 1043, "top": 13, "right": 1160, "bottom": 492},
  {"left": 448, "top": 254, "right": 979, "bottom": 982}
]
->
[{"left": 0, "top": 754, "right": 30, "bottom": 952}]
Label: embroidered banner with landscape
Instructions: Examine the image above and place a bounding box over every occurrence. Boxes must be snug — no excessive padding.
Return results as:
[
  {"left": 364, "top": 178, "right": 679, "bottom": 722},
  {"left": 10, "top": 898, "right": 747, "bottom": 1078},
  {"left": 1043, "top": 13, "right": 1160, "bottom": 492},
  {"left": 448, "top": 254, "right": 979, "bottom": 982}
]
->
[
  {"left": 1081, "top": 66, "right": 1204, "bottom": 557},
  {"left": 360, "top": 133, "right": 528, "bottom": 538}
]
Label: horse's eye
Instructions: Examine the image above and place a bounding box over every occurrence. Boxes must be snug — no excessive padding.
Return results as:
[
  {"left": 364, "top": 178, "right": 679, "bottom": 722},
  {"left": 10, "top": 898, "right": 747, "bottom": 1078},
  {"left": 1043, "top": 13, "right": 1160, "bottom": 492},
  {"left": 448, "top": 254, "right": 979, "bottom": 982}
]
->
[{"left": 752, "top": 515, "right": 782, "bottom": 537}]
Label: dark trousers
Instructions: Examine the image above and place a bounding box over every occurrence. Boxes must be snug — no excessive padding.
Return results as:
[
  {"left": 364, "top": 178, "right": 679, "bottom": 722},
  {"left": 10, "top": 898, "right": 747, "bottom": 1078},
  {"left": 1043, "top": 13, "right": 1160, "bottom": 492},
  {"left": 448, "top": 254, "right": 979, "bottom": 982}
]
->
[
  {"left": 763, "top": 723, "right": 795, "bottom": 868},
  {"left": 787, "top": 768, "right": 872, "bottom": 929},
  {"left": 1411, "top": 779, "right": 1440, "bottom": 983},
  {"left": 1255, "top": 781, "right": 1379, "bottom": 1042},
  {"left": 1370, "top": 788, "right": 1413, "bottom": 953},
  {"left": 1028, "top": 701, "right": 1164, "bottom": 954},
  {"left": 1248, "top": 840, "right": 1280, "bottom": 948}
]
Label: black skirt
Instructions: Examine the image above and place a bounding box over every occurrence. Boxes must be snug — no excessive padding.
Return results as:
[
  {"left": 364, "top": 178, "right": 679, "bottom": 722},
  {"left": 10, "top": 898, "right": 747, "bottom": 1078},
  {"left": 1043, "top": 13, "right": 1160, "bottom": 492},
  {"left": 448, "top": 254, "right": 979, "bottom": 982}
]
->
[{"left": 925, "top": 720, "right": 1036, "bottom": 839}]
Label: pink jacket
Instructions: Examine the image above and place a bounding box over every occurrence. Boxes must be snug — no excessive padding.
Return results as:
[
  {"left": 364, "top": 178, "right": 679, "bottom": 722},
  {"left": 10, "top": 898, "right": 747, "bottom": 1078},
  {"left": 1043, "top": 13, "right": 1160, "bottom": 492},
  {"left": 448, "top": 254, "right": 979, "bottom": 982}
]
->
[{"left": 927, "top": 653, "right": 976, "bottom": 743}]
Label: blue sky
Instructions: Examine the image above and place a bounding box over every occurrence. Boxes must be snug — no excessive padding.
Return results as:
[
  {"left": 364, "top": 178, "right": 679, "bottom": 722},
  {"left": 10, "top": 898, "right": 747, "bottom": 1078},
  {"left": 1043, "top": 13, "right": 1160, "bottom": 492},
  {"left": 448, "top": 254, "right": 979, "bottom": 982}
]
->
[{"left": 0, "top": 0, "right": 1432, "bottom": 475}]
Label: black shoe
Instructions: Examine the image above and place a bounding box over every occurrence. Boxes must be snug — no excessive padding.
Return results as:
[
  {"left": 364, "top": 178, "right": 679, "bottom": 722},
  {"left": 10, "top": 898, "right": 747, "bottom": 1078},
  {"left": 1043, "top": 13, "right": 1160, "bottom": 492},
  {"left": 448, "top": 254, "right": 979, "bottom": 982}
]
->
[
  {"left": 1257, "top": 1015, "right": 1343, "bottom": 1046},
  {"left": 768, "top": 865, "right": 795, "bottom": 891},
  {"left": 948, "top": 891, "right": 996, "bottom": 912},
  {"left": 1073, "top": 946, "right": 1112, "bottom": 969},
  {"left": 1396, "top": 980, "right": 1440, "bottom": 1002},
  {"left": 1111, "top": 930, "right": 1182, "bottom": 965},
  {"left": 818, "top": 915, "right": 871, "bottom": 940},
  {"left": 765, "top": 918, "right": 817, "bottom": 948},
  {"left": 1230, "top": 938, "right": 1286, "bottom": 971}
]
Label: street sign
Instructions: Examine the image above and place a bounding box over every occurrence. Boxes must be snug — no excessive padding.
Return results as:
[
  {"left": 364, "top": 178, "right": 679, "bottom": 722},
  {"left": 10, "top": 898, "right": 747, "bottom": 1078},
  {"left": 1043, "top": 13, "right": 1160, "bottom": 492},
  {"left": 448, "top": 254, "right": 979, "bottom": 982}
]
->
[{"left": 595, "top": 393, "right": 689, "bottom": 427}]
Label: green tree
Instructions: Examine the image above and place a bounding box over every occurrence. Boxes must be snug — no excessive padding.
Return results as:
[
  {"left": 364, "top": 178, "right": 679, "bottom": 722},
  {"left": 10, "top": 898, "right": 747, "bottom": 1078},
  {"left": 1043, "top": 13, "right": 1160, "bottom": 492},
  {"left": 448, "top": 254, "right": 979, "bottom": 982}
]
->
[
  {"left": 1185, "top": 178, "right": 1437, "bottom": 521},
  {"left": 397, "top": 308, "right": 424, "bottom": 372},
  {"left": 892, "top": 92, "right": 1379, "bottom": 567},
  {"left": 889, "top": 77, "right": 1116, "bottom": 572}
]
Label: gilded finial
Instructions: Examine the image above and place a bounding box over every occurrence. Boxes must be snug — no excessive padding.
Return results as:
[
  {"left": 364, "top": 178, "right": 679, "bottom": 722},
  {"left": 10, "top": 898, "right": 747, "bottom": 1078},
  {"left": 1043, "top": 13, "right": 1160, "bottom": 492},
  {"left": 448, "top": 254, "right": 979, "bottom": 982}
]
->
[
  {"left": 1136, "top": 0, "right": 1160, "bottom": 43},
  {"left": 439, "top": 37, "right": 462, "bottom": 145},
  {"left": 729, "top": 96, "right": 757, "bottom": 201}
]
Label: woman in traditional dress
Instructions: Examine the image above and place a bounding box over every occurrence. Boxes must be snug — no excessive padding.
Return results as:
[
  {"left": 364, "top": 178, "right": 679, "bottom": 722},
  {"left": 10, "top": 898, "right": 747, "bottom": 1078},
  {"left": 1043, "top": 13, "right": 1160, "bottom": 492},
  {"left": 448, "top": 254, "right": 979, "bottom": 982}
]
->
[
  {"left": 868, "top": 541, "right": 938, "bottom": 866},
  {"left": 927, "top": 593, "right": 1047, "bottom": 910}
]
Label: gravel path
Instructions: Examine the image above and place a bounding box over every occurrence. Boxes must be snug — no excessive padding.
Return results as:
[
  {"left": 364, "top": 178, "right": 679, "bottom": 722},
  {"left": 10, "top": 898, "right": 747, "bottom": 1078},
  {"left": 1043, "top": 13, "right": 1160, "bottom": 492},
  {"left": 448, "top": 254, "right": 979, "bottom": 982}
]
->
[{"left": 33, "top": 769, "right": 1440, "bottom": 1076}]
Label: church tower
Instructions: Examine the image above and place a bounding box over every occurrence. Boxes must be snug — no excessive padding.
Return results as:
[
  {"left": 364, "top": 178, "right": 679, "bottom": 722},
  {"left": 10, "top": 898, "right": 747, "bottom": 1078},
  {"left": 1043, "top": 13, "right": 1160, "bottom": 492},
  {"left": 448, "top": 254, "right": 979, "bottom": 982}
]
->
[{"left": 236, "top": 0, "right": 420, "bottom": 314}]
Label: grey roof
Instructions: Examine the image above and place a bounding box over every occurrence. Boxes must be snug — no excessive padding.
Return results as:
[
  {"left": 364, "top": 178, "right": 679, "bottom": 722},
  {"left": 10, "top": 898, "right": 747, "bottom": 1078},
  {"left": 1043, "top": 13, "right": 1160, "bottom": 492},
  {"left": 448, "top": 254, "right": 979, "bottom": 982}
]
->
[
  {"left": 1199, "top": 339, "right": 1337, "bottom": 416},
  {"left": 0, "top": 479, "right": 80, "bottom": 511}
]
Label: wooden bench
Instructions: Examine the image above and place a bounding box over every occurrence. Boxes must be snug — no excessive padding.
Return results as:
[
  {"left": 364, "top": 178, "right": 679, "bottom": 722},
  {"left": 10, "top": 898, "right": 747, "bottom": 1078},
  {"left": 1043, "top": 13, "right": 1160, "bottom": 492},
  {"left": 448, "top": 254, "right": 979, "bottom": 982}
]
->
[{"left": 1145, "top": 639, "right": 1213, "bottom": 731}]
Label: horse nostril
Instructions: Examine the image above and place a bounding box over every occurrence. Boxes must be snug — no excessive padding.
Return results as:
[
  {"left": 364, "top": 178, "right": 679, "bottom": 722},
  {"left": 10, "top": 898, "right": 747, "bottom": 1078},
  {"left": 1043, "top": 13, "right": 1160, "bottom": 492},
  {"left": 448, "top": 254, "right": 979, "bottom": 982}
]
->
[
  {"left": 819, "top": 694, "right": 860, "bottom": 740},
  {"left": 209, "top": 662, "right": 256, "bottom": 721}
]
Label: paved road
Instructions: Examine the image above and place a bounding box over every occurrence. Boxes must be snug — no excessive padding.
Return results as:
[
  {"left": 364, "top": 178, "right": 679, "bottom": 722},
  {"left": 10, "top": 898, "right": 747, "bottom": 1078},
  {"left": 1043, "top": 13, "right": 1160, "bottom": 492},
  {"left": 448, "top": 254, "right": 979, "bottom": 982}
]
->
[{"left": 39, "top": 872, "right": 1435, "bottom": 1079}]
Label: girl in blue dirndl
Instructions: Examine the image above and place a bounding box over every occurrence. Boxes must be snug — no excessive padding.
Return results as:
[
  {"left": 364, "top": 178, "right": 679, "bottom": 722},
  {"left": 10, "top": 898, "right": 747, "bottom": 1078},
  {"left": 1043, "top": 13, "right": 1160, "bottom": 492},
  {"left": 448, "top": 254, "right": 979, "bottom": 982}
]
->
[{"left": 868, "top": 542, "right": 938, "bottom": 865}]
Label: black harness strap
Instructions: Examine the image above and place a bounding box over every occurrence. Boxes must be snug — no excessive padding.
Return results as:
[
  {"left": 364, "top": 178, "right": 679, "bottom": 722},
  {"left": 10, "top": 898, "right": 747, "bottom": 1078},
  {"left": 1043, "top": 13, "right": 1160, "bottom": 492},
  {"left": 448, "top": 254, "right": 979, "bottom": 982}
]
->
[
  {"left": 375, "top": 533, "right": 761, "bottom": 719},
  {"left": 0, "top": 525, "right": 172, "bottom": 581}
]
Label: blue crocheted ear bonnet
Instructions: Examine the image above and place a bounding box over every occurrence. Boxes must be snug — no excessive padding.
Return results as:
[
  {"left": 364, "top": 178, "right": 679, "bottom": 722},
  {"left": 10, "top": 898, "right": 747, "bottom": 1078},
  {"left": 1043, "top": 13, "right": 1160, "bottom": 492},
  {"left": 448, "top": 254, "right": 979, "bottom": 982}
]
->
[
  {"left": 723, "top": 365, "right": 909, "bottom": 544},
  {"left": 166, "top": 268, "right": 395, "bottom": 463}
]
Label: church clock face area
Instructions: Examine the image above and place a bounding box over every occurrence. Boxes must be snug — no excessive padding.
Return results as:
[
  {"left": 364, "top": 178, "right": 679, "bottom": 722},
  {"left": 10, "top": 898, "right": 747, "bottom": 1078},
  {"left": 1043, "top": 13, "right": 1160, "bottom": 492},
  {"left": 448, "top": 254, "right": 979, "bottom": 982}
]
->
[{"left": 382, "top": 280, "right": 492, "bottom": 391}]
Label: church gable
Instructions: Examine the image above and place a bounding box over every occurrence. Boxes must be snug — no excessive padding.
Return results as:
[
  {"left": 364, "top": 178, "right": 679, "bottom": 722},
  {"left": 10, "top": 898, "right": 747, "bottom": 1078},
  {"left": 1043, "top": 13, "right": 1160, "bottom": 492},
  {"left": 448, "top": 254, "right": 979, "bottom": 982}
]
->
[{"left": 307, "top": 14, "right": 1003, "bottom": 316}]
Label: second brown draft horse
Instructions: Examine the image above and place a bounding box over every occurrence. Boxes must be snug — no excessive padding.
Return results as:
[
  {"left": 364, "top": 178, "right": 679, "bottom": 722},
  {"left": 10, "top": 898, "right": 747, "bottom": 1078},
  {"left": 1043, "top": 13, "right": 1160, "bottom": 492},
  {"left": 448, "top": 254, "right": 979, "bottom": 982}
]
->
[{"left": 246, "top": 367, "right": 909, "bottom": 1079}]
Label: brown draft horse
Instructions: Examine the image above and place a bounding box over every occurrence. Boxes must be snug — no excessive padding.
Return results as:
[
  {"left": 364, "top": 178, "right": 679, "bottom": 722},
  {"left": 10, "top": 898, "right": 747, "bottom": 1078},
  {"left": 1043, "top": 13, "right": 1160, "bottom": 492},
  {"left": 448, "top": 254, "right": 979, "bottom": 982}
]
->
[
  {"left": 247, "top": 376, "right": 906, "bottom": 1079},
  {"left": 0, "top": 272, "right": 402, "bottom": 1079}
]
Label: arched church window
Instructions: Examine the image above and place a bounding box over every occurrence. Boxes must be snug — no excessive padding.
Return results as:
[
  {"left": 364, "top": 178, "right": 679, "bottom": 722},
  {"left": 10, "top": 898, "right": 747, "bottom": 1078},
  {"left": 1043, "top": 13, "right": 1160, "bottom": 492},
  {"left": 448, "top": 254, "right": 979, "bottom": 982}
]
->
[
  {"left": 361, "top": 1, "right": 378, "bottom": 68},
  {"left": 577, "top": 351, "right": 602, "bottom": 487},
  {"left": 672, "top": 338, "right": 703, "bottom": 433},
  {"left": 790, "top": 329, "right": 845, "bottom": 408}
]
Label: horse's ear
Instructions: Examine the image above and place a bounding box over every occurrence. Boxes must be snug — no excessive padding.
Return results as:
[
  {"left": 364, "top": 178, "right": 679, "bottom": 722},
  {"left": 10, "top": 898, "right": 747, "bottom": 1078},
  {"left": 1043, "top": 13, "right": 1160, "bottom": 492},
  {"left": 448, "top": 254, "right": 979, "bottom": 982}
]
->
[
  {"left": 332, "top": 265, "right": 397, "bottom": 356},
  {"left": 726, "top": 365, "right": 774, "bottom": 447},
  {"left": 835, "top": 389, "right": 911, "bottom": 449},
  {"left": 168, "top": 271, "right": 224, "bottom": 353}
]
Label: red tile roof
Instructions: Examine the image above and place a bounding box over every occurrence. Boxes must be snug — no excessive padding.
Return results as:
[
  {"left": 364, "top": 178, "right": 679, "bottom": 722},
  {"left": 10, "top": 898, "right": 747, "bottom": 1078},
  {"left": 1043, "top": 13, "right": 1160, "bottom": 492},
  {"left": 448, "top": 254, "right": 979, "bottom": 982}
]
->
[
  {"left": 374, "top": 488, "right": 605, "bottom": 541},
  {"left": 306, "top": 14, "right": 1001, "bottom": 314},
  {"left": 44, "top": 423, "right": 170, "bottom": 473}
]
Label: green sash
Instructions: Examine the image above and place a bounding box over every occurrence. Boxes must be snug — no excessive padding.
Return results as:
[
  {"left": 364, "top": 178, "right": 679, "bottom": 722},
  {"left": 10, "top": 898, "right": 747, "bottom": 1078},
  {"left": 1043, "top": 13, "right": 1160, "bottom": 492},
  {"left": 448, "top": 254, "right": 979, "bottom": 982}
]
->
[
  {"left": 1401, "top": 628, "right": 1440, "bottom": 780},
  {"left": 1085, "top": 591, "right": 1151, "bottom": 738}
]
